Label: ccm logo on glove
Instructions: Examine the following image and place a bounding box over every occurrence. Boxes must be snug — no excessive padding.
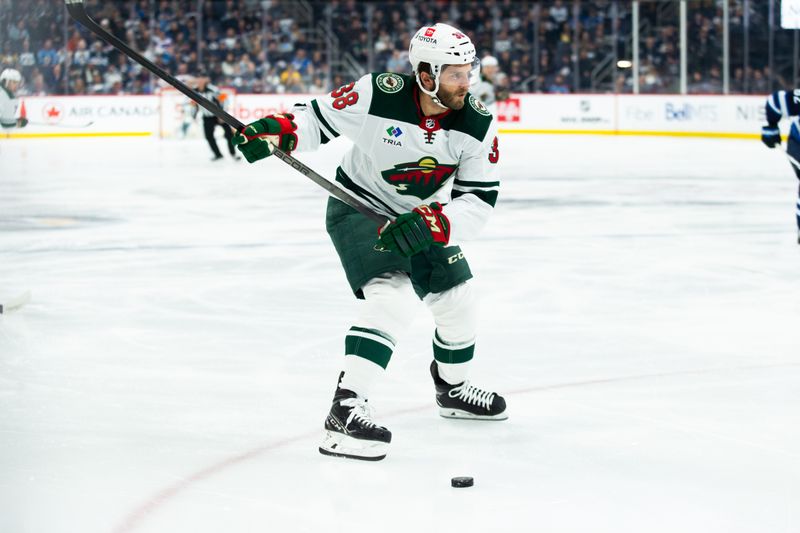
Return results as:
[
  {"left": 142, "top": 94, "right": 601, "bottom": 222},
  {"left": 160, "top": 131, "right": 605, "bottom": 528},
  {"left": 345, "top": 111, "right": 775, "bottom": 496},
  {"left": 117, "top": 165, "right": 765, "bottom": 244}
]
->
[{"left": 413, "top": 204, "right": 449, "bottom": 245}]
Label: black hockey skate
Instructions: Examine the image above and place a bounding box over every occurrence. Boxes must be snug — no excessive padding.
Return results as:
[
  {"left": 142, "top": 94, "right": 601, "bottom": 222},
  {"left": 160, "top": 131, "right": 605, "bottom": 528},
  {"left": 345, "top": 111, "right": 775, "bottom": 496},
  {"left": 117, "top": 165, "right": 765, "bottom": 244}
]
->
[
  {"left": 430, "top": 361, "right": 508, "bottom": 420},
  {"left": 319, "top": 381, "right": 392, "bottom": 461}
]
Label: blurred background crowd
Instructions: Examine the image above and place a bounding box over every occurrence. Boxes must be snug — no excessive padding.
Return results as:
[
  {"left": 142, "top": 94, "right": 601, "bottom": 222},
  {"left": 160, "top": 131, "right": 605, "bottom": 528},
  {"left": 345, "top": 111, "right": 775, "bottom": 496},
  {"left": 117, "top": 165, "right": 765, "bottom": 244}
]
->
[{"left": 1, "top": 0, "right": 797, "bottom": 97}]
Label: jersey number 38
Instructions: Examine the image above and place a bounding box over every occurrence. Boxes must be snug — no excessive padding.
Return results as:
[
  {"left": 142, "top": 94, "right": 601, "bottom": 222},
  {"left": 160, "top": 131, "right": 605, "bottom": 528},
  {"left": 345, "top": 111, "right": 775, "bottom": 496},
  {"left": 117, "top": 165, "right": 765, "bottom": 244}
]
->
[{"left": 331, "top": 82, "right": 359, "bottom": 110}]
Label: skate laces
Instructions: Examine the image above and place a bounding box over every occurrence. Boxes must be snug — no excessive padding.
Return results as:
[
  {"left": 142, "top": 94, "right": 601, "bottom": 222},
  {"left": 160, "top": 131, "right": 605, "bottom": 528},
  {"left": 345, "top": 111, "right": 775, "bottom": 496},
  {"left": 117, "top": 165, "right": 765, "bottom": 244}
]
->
[
  {"left": 449, "top": 381, "right": 495, "bottom": 410},
  {"left": 340, "top": 397, "right": 379, "bottom": 429}
]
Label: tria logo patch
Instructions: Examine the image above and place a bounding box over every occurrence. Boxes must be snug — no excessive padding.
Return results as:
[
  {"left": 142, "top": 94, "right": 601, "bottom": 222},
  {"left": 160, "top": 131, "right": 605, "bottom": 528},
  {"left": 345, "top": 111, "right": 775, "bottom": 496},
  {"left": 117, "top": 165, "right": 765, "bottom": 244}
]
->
[
  {"left": 424, "top": 27, "right": 436, "bottom": 37},
  {"left": 383, "top": 125, "right": 404, "bottom": 146},
  {"left": 386, "top": 125, "right": 403, "bottom": 137},
  {"left": 380, "top": 157, "right": 457, "bottom": 198}
]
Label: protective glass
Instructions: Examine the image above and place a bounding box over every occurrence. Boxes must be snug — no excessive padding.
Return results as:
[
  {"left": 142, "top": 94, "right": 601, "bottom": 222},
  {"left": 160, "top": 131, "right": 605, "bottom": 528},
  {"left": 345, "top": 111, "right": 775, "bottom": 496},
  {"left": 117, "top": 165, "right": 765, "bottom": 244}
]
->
[{"left": 439, "top": 58, "right": 480, "bottom": 89}]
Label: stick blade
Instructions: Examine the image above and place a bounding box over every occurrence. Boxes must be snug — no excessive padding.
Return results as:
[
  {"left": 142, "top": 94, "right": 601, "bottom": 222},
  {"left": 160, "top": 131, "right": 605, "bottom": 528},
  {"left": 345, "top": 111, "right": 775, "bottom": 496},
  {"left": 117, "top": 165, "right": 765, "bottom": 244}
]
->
[{"left": 0, "top": 291, "right": 32, "bottom": 314}]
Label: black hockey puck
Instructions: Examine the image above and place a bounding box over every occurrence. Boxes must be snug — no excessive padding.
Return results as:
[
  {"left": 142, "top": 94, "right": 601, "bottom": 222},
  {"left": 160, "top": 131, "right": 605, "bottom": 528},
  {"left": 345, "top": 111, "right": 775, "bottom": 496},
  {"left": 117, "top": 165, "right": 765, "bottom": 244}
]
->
[{"left": 451, "top": 476, "right": 474, "bottom": 488}]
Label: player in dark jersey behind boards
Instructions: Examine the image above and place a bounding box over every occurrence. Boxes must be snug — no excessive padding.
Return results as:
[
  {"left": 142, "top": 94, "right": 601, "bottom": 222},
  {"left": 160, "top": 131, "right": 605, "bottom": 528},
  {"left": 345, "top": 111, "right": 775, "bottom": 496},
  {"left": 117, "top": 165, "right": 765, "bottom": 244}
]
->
[{"left": 761, "top": 89, "right": 800, "bottom": 243}]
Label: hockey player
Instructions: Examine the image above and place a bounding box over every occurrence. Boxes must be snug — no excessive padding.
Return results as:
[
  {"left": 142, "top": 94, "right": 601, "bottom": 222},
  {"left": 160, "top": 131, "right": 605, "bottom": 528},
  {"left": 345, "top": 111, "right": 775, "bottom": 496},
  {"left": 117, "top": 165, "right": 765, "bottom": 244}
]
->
[
  {"left": 471, "top": 55, "right": 508, "bottom": 116},
  {"left": 762, "top": 89, "right": 800, "bottom": 243},
  {"left": 195, "top": 78, "right": 238, "bottom": 161},
  {"left": 233, "top": 23, "right": 507, "bottom": 461},
  {"left": 0, "top": 69, "right": 28, "bottom": 129},
  {"left": 471, "top": 55, "right": 499, "bottom": 113}
]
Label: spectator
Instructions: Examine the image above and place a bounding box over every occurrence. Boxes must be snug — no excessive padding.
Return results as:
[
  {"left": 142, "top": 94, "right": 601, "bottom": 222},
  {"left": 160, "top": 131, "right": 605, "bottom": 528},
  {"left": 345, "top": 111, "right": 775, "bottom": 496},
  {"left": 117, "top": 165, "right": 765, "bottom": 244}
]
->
[
  {"left": 640, "top": 62, "right": 663, "bottom": 93},
  {"left": 8, "top": 20, "right": 30, "bottom": 51},
  {"left": 72, "top": 39, "right": 91, "bottom": 67},
  {"left": 36, "top": 38, "right": 58, "bottom": 66},
  {"left": 0, "top": 0, "right": 787, "bottom": 96},
  {"left": 308, "top": 73, "right": 327, "bottom": 94},
  {"left": 17, "top": 40, "right": 36, "bottom": 78},
  {"left": 221, "top": 52, "right": 236, "bottom": 77},
  {"left": 385, "top": 49, "right": 407, "bottom": 74},
  {"left": 27, "top": 70, "right": 48, "bottom": 96},
  {"left": 547, "top": 74, "right": 570, "bottom": 94},
  {"left": 280, "top": 63, "right": 304, "bottom": 93},
  {"left": 550, "top": 0, "right": 570, "bottom": 26},
  {"left": 750, "top": 68, "right": 769, "bottom": 94},
  {"left": 291, "top": 48, "right": 312, "bottom": 76}
]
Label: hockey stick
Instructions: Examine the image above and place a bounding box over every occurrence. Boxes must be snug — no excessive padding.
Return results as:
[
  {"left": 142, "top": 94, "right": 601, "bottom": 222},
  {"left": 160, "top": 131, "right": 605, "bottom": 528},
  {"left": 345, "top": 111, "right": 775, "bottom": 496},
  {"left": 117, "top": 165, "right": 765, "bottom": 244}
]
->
[
  {"left": 64, "top": 0, "right": 388, "bottom": 226},
  {"left": 27, "top": 120, "right": 95, "bottom": 128},
  {"left": 0, "top": 290, "right": 31, "bottom": 314}
]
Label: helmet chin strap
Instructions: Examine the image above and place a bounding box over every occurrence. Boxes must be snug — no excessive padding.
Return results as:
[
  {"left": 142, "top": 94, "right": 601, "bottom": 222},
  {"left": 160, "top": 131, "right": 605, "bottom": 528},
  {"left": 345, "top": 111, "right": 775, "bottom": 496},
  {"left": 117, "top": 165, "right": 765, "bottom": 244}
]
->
[{"left": 415, "top": 72, "right": 449, "bottom": 111}]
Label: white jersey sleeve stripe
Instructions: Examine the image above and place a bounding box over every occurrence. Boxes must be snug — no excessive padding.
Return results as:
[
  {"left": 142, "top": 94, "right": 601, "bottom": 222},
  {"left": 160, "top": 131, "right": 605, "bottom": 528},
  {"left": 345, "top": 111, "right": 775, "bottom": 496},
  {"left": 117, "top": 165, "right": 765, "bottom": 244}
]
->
[
  {"left": 778, "top": 90, "right": 789, "bottom": 117},
  {"left": 310, "top": 99, "right": 340, "bottom": 139},
  {"left": 768, "top": 94, "right": 782, "bottom": 116}
]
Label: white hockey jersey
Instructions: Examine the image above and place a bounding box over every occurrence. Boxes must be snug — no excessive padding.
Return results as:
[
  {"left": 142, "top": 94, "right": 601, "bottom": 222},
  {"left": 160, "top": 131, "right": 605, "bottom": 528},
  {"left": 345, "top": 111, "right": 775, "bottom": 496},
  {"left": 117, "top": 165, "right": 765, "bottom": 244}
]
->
[
  {"left": 0, "top": 85, "right": 20, "bottom": 128},
  {"left": 472, "top": 76, "right": 497, "bottom": 112},
  {"left": 291, "top": 72, "right": 500, "bottom": 243}
]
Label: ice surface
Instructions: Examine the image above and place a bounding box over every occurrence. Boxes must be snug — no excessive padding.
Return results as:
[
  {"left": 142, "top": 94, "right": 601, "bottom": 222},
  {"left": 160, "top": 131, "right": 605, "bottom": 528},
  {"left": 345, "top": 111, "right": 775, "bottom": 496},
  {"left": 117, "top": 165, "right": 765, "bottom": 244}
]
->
[{"left": 1, "top": 134, "right": 798, "bottom": 533}]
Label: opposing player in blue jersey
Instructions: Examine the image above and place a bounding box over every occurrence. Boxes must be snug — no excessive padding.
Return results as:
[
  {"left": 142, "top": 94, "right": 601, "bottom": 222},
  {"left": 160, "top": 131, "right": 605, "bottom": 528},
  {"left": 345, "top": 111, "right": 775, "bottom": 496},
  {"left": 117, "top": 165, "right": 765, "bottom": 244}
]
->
[{"left": 761, "top": 89, "right": 800, "bottom": 243}]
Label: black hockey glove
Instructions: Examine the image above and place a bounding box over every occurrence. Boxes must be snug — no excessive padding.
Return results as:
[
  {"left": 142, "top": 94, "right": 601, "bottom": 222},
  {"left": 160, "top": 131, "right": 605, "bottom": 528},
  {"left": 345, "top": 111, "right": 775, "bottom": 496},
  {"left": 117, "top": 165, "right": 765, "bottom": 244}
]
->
[
  {"left": 377, "top": 203, "right": 450, "bottom": 257},
  {"left": 761, "top": 125, "right": 781, "bottom": 149}
]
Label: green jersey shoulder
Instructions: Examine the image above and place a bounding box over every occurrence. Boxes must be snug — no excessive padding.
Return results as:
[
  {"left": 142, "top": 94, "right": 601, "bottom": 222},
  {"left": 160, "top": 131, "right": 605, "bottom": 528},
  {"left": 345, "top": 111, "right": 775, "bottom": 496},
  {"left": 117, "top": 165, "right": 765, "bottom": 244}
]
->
[
  {"left": 367, "top": 72, "right": 493, "bottom": 143},
  {"left": 449, "top": 94, "right": 493, "bottom": 142}
]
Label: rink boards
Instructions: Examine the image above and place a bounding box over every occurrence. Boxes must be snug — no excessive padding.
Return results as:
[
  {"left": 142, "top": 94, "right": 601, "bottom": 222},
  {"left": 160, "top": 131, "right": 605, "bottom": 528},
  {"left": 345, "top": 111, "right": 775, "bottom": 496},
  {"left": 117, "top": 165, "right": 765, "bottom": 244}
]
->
[{"left": 4, "top": 92, "right": 774, "bottom": 140}]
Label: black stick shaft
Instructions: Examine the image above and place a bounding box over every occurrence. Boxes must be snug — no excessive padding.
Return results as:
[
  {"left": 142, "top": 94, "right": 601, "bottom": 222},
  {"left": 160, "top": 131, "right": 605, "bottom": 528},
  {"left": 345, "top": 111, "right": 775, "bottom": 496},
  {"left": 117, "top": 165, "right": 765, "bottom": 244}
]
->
[{"left": 64, "top": 0, "right": 388, "bottom": 225}]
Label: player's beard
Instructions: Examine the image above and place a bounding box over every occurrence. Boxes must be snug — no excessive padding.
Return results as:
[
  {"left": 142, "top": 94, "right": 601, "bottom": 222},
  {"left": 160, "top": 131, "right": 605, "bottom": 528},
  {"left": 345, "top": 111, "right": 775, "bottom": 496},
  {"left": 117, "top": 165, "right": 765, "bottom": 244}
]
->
[{"left": 437, "top": 85, "right": 468, "bottom": 111}]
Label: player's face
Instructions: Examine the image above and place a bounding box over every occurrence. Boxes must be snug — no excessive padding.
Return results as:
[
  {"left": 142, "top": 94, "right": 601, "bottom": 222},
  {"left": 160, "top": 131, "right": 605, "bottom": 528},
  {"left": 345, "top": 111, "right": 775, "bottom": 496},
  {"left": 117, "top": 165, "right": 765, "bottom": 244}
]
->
[{"left": 437, "top": 64, "right": 472, "bottom": 110}]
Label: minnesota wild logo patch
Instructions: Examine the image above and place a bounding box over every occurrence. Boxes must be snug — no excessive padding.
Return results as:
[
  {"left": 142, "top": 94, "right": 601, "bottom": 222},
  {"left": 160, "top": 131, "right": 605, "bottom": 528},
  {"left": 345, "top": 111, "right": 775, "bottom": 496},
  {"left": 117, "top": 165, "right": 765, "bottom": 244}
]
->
[
  {"left": 376, "top": 73, "right": 404, "bottom": 94},
  {"left": 380, "top": 157, "right": 457, "bottom": 198},
  {"left": 468, "top": 94, "right": 491, "bottom": 116}
]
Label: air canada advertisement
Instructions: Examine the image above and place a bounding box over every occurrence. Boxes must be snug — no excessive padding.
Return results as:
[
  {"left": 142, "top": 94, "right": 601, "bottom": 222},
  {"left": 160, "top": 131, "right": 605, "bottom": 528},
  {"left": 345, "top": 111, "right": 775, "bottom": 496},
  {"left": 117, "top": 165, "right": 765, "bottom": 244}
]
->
[{"left": 11, "top": 93, "right": 770, "bottom": 137}]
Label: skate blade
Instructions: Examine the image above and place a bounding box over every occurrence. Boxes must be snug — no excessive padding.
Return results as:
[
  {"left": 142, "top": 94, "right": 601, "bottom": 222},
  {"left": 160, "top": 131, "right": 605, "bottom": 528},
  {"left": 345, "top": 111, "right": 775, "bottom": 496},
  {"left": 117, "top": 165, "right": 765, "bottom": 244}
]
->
[
  {"left": 318, "top": 431, "right": 388, "bottom": 461},
  {"left": 439, "top": 407, "right": 509, "bottom": 421}
]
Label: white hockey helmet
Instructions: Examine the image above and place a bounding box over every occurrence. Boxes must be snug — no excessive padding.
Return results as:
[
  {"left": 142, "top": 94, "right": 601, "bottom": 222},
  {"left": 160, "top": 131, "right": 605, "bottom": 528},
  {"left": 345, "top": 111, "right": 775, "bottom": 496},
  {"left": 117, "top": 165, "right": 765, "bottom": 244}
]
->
[
  {"left": 481, "top": 55, "right": 499, "bottom": 68},
  {"left": 0, "top": 68, "right": 22, "bottom": 85},
  {"left": 408, "top": 23, "right": 477, "bottom": 107}
]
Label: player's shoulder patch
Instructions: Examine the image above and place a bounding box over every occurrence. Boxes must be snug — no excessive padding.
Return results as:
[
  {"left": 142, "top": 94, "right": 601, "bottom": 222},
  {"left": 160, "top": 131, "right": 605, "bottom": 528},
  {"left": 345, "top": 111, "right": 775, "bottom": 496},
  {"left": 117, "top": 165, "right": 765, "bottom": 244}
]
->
[
  {"left": 448, "top": 93, "right": 493, "bottom": 142},
  {"left": 467, "top": 94, "right": 492, "bottom": 117},
  {"left": 368, "top": 72, "right": 417, "bottom": 123},
  {"left": 375, "top": 72, "right": 405, "bottom": 94}
]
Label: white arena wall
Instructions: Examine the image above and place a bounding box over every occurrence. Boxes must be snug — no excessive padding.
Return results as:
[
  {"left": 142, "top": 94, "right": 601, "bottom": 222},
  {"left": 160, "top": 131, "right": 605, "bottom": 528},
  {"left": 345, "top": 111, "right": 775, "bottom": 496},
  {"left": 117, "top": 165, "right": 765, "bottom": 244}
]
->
[{"left": 4, "top": 93, "right": 774, "bottom": 140}]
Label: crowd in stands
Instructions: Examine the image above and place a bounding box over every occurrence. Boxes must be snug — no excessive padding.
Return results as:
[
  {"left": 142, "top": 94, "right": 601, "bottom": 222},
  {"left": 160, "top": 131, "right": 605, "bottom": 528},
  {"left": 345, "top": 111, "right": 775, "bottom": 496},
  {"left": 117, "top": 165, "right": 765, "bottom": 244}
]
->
[{"left": 0, "top": 0, "right": 792, "bottom": 97}]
